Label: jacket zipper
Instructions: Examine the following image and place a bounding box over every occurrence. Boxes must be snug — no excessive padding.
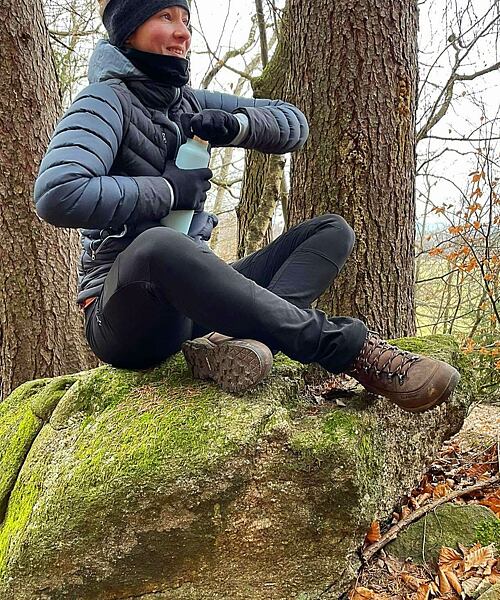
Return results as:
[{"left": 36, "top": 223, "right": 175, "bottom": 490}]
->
[
  {"left": 90, "top": 225, "right": 128, "bottom": 260},
  {"left": 162, "top": 88, "right": 182, "bottom": 156},
  {"left": 92, "top": 90, "right": 182, "bottom": 261}
]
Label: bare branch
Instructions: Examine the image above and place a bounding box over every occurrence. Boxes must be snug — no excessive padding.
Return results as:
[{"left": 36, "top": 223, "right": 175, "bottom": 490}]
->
[{"left": 255, "top": 0, "right": 269, "bottom": 68}]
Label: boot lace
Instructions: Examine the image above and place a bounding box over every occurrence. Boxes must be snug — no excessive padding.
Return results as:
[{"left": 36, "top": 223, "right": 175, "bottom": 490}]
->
[{"left": 354, "top": 331, "right": 420, "bottom": 385}]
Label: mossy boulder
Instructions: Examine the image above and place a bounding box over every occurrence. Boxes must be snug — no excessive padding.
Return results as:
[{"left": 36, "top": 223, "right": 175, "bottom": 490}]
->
[
  {"left": 0, "top": 335, "right": 473, "bottom": 599},
  {"left": 387, "top": 503, "right": 500, "bottom": 565}
]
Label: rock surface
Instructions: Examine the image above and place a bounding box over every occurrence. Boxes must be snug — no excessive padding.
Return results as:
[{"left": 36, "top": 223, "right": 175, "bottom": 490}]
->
[
  {"left": 0, "top": 335, "right": 473, "bottom": 599},
  {"left": 387, "top": 503, "right": 500, "bottom": 565}
]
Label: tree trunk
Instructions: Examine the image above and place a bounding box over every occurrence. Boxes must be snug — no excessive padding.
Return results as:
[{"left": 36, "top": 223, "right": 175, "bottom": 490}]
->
[
  {"left": 0, "top": 0, "right": 98, "bottom": 400},
  {"left": 244, "top": 0, "right": 418, "bottom": 337},
  {"left": 236, "top": 39, "right": 286, "bottom": 258},
  {"left": 237, "top": 153, "right": 286, "bottom": 258}
]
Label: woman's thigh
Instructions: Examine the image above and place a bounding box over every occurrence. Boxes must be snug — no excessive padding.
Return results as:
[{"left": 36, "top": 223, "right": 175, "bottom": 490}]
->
[{"left": 85, "top": 233, "right": 193, "bottom": 369}]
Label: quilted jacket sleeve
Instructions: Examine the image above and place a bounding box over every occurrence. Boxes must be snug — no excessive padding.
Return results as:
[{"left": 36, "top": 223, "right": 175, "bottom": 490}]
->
[
  {"left": 34, "top": 82, "right": 173, "bottom": 230},
  {"left": 192, "top": 89, "right": 309, "bottom": 155}
]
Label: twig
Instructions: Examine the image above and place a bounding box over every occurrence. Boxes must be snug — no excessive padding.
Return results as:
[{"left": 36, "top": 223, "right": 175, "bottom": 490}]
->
[
  {"left": 497, "top": 433, "right": 499, "bottom": 474},
  {"left": 362, "top": 474, "right": 500, "bottom": 562}
]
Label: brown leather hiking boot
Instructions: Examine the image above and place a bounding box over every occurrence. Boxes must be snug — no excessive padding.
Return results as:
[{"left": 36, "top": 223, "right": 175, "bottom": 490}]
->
[
  {"left": 347, "top": 331, "right": 460, "bottom": 413},
  {"left": 181, "top": 332, "right": 273, "bottom": 393}
]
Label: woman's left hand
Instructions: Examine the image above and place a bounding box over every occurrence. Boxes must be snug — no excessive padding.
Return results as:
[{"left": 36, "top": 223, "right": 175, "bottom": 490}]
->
[{"left": 180, "top": 109, "right": 240, "bottom": 145}]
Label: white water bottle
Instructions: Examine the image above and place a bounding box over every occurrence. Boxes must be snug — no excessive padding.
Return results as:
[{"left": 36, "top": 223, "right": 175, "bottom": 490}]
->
[{"left": 160, "top": 135, "right": 210, "bottom": 234}]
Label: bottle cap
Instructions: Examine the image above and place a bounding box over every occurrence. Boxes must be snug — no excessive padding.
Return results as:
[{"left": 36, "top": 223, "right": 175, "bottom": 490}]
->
[{"left": 192, "top": 135, "right": 209, "bottom": 147}]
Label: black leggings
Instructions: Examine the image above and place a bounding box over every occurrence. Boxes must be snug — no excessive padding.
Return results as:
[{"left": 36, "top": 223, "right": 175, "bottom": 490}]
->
[{"left": 84, "top": 214, "right": 367, "bottom": 373}]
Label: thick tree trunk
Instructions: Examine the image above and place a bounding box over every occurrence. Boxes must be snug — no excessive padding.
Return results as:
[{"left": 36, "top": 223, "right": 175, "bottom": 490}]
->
[
  {"left": 243, "top": 0, "right": 418, "bottom": 337},
  {"left": 0, "top": 0, "right": 98, "bottom": 399}
]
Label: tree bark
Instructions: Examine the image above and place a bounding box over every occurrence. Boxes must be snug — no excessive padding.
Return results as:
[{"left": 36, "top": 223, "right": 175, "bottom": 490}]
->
[
  {"left": 237, "top": 152, "right": 286, "bottom": 258},
  {"left": 0, "top": 0, "right": 98, "bottom": 400},
  {"left": 242, "top": 0, "right": 418, "bottom": 337}
]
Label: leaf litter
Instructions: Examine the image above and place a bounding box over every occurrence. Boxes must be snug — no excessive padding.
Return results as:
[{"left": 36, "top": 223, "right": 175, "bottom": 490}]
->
[{"left": 347, "top": 404, "right": 499, "bottom": 600}]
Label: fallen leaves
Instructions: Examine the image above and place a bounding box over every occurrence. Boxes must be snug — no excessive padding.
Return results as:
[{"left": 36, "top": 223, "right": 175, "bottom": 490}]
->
[
  {"left": 349, "top": 587, "right": 377, "bottom": 600},
  {"left": 354, "top": 435, "right": 500, "bottom": 600},
  {"left": 462, "top": 543, "right": 496, "bottom": 573},
  {"left": 480, "top": 488, "right": 500, "bottom": 517},
  {"left": 353, "top": 545, "right": 499, "bottom": 600},
  {"left": 365, "top": 521, "right": 381, "bottom": 545},
  {"left": 438, "top": 546, "right": 463, "bottom": 572}
]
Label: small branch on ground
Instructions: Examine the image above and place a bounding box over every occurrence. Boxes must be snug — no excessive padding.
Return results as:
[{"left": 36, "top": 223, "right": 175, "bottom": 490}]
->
[{"left": 362, "top": 474, "right": 500, "bottom": 562}]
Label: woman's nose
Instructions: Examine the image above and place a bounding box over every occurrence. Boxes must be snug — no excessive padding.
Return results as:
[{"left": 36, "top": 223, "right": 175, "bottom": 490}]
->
[{"left": 174, "top": 22, "right": 190, "bottom": 40}]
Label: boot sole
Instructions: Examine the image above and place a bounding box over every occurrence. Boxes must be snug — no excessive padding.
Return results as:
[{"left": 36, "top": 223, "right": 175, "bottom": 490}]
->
[
  {"left": 363, "top": 368, "right": 461, "bottom": 413},
  {"left": 181, "top": 337, "right": 273, "bottom": 394}
]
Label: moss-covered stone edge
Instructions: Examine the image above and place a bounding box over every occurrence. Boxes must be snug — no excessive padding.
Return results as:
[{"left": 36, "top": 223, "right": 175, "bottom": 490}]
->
[{"left": 0, "top": 334, "right": 471, "bottom": 587}]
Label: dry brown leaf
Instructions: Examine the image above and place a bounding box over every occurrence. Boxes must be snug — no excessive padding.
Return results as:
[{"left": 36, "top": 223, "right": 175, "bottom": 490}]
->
[
  {"left": 445, "top": 569, "right": 462, "bottom": 594},
  {"left": 464, "top": 543, "right": 496, "bottom": 572},
  {"left": 422, "top": 481, "right": 434, "bottom": 495},
  {"left": 488, "top": 571, "right": 500, "bottom": 584},
  {"left": 401, "top": 573, "right": 427, "bottom": 591},
  {"left": 433, "top": 482, "right": 451, "bottom": 498},
  {"left": 429, "top": 581, "right": 439, "bottom": 595},
  {"left": 479, "top": 488, "right": 500, "bottom": 517},
  {"left": 365, "top": 521, "right": 381, "bottom": 544},
  {"left": 438, "top": 568, "right": 451, "bottom": 594},
  {"left": 482, "top": 558, "right": 497, "bottom": 576},
  {"left": 488, "top": 562, "right": 500, "bottom": 583},
  {"left": 465, "top": 462, "right": 492, "bottom": 479},
  {"left": 461, "top": 576, "right": 484, "bottom": 596},
  {"left": 416, "top": 583, "right": 430, "bottom": 600},
  {"left": 409, "top": 496, "right": 420, "bottom": 509},
  {"left": 438, "top": 547, "right": 463, "bottom": 571},
  {"left": 401, "top": 505, "right": 411, "bottom": 519},
  {"left": 350, "top": 587, "right": 376, "bottom": 600}
]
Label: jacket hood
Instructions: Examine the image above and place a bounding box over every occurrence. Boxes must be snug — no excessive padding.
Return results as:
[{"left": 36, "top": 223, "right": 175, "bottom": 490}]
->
[{"left": 88, "top": 39, "right": 147, "bottom": 83}]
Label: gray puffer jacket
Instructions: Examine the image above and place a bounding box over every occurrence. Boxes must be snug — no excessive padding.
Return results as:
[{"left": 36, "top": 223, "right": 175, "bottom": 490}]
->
[{"left": 34, "top": 40, "right": 309, "bottom": 305}]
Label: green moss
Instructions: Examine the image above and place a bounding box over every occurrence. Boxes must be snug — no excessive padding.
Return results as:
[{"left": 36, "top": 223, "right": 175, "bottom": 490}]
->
[
  {"left": 29, "top": 375, "right": 78, "bottom": 420},
  {"left": 390, "top": 334, "right": 459, "bottom": 359},
  {"left": 476, "top": 518, "right": 500, "bottom": 547},
  {"left": 290, "top": 409, "right": 382, "bottom": 477},
  {"left": 0, "top": 426, "right": 49, "bottom": 578},
  {"left": 290, "top": 410, "right": 361, "bottom": 458},
  {"left": 0, "top": 376, "right": 80, "bottom": 576},
  {"left": 0, "top": 408, "right": 40, "bottom": 521},
  {"left": 0, "top": 355, "right": 305, "bottom": 574}
]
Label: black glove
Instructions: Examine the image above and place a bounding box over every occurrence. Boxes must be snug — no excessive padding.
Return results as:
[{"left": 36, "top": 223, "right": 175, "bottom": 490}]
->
[
  {"left": 180, "top": 109, "right": 240, "bottom": 145},
  {"left": 188, "top": 210, "right": 219, "bottom": 241},
  {"left": 163, "top": 161, "right": 212, "bottom": 211}
]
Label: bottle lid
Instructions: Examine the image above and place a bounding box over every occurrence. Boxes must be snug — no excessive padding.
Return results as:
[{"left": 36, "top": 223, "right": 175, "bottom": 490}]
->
[{"left": 192, "top": 135, "right": 209, "bottom": 147}]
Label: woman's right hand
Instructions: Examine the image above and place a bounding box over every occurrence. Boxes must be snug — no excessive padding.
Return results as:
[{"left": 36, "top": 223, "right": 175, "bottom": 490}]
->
[{"left": 163, "top": 161, "right": 212, "bottom": 211}]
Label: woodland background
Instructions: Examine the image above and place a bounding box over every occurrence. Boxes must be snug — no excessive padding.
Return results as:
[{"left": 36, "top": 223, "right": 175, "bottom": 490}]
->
[{"left": 0, "top": 0, "right": 498, "bottom": 400}]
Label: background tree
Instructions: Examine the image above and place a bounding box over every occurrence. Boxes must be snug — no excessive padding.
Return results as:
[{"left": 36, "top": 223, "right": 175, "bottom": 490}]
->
[
  {"left": 241, "top": 0, "right": 419, "bottom": 338},
  {"left": 0, "top": 0, "right": 97, "bottom": 400}
]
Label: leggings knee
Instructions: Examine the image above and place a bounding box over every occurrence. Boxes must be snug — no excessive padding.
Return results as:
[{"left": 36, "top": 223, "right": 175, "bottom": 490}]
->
[
  {"left": 310, "top": 214, "right": 356, "bottom": 264},
  {"left": 132, "top": 227, "right": 194, "bottom": 267}
]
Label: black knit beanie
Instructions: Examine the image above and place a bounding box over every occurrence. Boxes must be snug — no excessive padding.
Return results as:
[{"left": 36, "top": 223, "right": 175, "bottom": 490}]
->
[{"left": 99, "top": 0, "right": 191, "bottom": 47}]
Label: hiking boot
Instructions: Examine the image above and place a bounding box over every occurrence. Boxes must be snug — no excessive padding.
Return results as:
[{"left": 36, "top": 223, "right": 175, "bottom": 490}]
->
[
  {"left": 347, "top": 331, "right": 460, "bottom": 413},
  {"left": 182, "top": 332, "right": 273, "bottom": 393}
]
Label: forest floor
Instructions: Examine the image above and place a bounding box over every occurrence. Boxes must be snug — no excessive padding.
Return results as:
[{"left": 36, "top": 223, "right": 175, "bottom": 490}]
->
[{"left": 345, "top": 397, "right": 500, "bottom": 600}]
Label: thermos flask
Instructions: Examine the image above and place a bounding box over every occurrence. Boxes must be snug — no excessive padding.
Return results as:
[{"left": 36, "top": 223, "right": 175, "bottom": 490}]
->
[{"left": 160, "top": 135, "right": 210, "bottom": 234}]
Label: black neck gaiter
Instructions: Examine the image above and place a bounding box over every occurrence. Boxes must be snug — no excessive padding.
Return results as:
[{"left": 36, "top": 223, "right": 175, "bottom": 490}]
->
[{"left": 120, "top": 47, "right": 190, "bottom": 87}]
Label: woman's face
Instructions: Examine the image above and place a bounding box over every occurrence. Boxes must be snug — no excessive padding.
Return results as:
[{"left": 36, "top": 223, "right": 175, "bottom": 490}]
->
[{"left": 126, "top": 5, "right": 191, "bottom": 58}]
